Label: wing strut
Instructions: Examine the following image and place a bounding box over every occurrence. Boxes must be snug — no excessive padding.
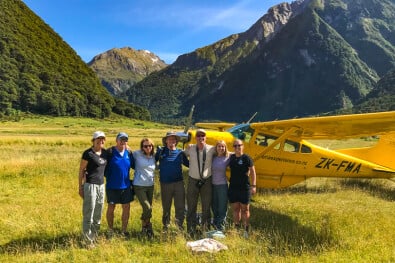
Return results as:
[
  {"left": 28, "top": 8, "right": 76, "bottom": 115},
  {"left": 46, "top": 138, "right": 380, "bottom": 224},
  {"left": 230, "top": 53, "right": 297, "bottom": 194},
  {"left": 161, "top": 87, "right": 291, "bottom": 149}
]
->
[{"left": 252, "top": 127, "right": 299, "bottom": 162}]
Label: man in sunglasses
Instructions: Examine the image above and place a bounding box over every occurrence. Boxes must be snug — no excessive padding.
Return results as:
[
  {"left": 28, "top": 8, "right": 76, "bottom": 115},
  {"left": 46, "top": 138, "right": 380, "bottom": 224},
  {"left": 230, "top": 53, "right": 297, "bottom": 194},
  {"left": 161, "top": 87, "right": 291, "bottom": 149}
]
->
[{"left": 184, "top": 129, "right": 216, "bottom": 237}]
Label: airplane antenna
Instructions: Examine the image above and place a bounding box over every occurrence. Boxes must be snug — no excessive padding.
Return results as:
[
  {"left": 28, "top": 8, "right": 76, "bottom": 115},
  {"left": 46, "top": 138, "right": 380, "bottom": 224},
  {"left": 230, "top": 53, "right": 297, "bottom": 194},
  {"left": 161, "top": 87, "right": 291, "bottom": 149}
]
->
[
  {"left": 246, "top": 112, "right": 258, "bottom": 123},
  {"left": 183, "top": 105, "right": 195, "bottom": 133}
]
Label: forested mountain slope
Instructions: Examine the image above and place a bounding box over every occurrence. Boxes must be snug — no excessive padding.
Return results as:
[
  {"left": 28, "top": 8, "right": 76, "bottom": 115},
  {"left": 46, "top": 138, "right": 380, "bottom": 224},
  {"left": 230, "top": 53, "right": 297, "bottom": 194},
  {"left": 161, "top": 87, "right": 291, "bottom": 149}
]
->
[{"left": 125, "top": 0, "right": 395, "bottom": 123}]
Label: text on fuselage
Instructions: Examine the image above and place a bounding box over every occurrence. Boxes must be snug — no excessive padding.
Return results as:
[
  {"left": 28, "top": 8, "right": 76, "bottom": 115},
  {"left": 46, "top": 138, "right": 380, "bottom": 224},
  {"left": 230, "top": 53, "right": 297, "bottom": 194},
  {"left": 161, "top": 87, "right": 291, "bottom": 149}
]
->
[{"left": 315, "top": 158, "right": 361, "bottom": 173}]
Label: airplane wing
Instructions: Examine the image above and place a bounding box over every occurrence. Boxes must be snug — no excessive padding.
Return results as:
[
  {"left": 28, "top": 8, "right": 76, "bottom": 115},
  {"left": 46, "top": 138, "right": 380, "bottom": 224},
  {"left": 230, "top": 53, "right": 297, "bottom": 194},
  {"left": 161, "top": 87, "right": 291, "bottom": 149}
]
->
[
  {"left": 195, "top": 122, "right": 236, "bottom": 131},
  {"left": 250, "top": 111, "right": 395, "bottom": 139}
]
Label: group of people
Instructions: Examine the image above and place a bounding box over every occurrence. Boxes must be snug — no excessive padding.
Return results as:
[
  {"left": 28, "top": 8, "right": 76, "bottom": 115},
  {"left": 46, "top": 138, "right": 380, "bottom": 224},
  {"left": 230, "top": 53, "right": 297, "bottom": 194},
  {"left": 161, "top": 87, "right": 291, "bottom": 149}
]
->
[{"left": 78, "top": 128, "right": 256, "bottom": 248}]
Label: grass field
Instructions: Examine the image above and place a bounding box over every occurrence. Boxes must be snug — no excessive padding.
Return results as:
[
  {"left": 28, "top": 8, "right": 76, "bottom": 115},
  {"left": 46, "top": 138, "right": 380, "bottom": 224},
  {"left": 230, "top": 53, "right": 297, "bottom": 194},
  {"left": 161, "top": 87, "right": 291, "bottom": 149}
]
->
[{"left": 1, "top": 116, "right": 395, "bottom": 262}]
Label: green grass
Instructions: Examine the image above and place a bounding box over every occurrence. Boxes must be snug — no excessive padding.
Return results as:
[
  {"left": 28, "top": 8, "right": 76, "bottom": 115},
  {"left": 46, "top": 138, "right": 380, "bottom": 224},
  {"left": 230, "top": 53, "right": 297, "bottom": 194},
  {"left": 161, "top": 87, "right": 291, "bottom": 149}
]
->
[{"left": 1, "top": 116, "right": 395, "bottom": 262}]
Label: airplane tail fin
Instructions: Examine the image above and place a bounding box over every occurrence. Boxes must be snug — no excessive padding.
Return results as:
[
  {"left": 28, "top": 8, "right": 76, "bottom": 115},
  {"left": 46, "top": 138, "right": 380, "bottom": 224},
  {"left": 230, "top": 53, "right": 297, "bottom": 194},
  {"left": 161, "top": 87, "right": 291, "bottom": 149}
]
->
[{"left": 338, "top": 133, "right": 395, "bottom": 170}]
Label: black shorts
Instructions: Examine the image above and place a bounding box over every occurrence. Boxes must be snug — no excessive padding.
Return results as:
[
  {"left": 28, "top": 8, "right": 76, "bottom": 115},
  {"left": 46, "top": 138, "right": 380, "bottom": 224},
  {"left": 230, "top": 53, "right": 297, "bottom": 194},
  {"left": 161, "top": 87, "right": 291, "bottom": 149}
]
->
[
  {"left": 228, "top": 188, "right": 251, "bottom": 204},
  {"left": 106, "top": 188, "right": 134, "bottom": 204}
]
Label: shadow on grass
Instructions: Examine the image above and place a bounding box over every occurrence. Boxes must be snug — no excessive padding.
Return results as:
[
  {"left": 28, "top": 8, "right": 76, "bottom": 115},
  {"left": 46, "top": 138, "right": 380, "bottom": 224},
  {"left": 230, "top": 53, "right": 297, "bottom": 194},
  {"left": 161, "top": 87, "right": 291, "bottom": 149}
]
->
[
  {"left": 340, "top": 178, "right": 395, "bottom": 201},
  {"left": 257, "top": 185, "right": 338, "bottom": 196},
  {"left": 249, "top": 206, "right": 338, "bottom": 256},
  {"left": 0, "top": 228, "right": 182, "bottom": 255},
  {"left": 0, "top": 233, "right": 80, "bottom": 254}
]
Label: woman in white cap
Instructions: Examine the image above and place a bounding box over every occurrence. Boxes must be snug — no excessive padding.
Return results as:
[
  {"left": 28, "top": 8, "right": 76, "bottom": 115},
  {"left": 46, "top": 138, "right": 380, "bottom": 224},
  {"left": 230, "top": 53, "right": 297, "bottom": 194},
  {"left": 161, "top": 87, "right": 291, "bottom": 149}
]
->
[{"left": 78, "top": 131, "right": 108, "bottom": 249}]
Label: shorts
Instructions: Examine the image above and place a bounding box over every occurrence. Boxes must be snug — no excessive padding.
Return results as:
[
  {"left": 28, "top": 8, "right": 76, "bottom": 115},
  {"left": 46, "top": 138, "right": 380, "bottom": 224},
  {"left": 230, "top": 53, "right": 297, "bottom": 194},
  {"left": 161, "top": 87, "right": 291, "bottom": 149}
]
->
[
  {"left": 106, "top": 187, "right": 134, "bottom": 204},
  {"left": 228, "top": 188, "right": 251, "bottom": 204}
]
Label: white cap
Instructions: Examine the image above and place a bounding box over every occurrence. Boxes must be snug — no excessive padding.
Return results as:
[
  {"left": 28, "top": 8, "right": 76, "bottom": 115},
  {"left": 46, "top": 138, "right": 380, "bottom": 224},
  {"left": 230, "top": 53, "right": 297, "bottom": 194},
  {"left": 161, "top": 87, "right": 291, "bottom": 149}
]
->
[{"left": 92, "top": 131, "right": 105, "bottom": 140}]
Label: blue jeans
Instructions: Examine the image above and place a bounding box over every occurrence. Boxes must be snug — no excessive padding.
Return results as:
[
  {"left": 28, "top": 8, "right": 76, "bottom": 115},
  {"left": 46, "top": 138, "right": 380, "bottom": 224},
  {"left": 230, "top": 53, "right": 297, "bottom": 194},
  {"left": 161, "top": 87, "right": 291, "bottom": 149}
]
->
[{"left": 212, "top": 184, "right": 228, "bottom": 231}]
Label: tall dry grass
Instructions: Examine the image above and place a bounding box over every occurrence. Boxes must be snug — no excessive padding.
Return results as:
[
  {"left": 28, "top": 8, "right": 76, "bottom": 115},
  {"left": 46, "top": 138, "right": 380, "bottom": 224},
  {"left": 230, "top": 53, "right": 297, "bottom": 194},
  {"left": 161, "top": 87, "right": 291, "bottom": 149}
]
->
[{"left": 1, "top": 116, "right": 395, "bottom": 262}]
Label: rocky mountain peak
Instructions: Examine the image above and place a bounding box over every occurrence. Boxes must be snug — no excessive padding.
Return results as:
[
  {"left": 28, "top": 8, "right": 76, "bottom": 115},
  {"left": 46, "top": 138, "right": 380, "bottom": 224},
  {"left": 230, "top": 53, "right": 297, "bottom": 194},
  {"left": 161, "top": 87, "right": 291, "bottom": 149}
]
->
[
  {"left": 88, "top": 47, "right": 167, "bottom": 75},
  {"left": 245, "top": 0, "right": 312, "bottom": 44},
  {"left": 88, "top": 47, "right": 167, "bottom": 95}
]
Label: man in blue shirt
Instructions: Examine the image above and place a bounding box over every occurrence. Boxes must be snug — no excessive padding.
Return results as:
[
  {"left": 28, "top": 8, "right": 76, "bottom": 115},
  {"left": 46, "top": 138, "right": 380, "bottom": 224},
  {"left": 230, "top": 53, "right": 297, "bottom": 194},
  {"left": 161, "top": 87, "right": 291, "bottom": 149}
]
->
[
  {"left": 105, "top": 132, "right": 133, "bottom": 238},
  {"left": 155, "top": 131, "right": 189, "bottom": 231}
]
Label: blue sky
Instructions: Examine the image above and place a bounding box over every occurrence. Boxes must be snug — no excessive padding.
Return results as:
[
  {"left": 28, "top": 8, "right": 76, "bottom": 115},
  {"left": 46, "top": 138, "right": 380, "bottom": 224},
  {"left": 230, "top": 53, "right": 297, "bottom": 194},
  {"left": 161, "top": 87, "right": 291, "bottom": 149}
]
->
[{"left": 22, "top": 0, "right": 288, "bottom": 64}]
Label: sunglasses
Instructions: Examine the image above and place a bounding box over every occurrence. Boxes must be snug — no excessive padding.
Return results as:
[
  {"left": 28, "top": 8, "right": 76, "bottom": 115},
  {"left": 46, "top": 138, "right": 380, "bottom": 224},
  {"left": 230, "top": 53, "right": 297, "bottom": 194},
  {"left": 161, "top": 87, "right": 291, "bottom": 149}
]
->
[
  {"left": 196, "top": 134, "right": 206, "bottom": 138},
  {"left": 143, "top": 145, "right": 153, "bottom": 148},
  {"left": 233, "top": 144, "right": 243, "bottom": 147}
]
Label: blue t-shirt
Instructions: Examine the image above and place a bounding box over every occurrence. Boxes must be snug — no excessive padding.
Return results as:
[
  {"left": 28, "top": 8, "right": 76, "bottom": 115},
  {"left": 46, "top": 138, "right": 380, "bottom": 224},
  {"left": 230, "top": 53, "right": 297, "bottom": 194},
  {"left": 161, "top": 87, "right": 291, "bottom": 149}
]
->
[
  {"left": 155, "top": 147, "right": 189, "bottom": 183},
  {"left": 105, "top": 146, "right": 132, "bottom": 189}
]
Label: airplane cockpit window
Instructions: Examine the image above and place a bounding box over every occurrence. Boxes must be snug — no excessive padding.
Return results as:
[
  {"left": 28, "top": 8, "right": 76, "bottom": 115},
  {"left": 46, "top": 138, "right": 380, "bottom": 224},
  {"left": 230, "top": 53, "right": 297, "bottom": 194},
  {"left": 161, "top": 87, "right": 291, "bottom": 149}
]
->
[
  {"left": 301, "top": 144, "right": 312, "bottom": 153},
  {"left": 254, "top": 133, "right": 280, "bottom": 149},
  {"left": 284, "top": 140, "right": 300, "bottom": 153},
  {"left": 228, "top": 124, "right": 255, "bottom": 143}
]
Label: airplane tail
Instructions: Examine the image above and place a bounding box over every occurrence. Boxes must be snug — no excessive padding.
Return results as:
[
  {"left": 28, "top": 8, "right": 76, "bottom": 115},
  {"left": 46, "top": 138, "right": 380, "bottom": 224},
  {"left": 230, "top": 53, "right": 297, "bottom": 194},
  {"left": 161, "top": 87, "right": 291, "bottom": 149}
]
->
[{"left": 337, "top": 133, "right": 395, "bottom": 170}]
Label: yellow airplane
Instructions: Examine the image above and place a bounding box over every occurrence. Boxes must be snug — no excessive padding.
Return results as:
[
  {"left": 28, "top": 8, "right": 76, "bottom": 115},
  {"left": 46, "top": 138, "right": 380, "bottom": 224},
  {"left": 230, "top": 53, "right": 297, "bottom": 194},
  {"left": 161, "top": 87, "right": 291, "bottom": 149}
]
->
[{"left": 176, "top": 111, "right": 395, "bottom": 189}]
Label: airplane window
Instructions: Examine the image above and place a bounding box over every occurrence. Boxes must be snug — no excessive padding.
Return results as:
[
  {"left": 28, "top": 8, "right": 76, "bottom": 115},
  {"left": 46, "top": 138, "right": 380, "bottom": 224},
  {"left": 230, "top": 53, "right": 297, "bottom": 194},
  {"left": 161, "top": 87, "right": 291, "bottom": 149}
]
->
[
  {"left": 255, "top": 133, "right": 279, "bottom": 149},
  {"left": 301, "top": 144, "right": 312, "bottom": 153},
  {"left": 284, "top": 140, "right": 299, "bottom": 153},
  {"left": 255, "top": 134, "right": 269, "bottom": 146},
  {"left": 228, "top": 124, "right": 254, "bottom": 143}
]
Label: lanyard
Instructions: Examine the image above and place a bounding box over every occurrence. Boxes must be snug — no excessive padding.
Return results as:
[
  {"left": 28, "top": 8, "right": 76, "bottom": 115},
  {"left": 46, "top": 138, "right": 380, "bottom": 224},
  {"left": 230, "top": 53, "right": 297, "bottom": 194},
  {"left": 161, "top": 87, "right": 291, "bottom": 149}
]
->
[{"left": 196, "top": 145, "right": 206, "bottom": 180}]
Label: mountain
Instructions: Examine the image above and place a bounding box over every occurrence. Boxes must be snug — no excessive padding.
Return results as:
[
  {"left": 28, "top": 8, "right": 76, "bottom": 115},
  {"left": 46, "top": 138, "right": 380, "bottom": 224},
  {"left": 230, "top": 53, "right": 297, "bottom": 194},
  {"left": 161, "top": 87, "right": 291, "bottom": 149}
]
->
[
  {"left": 0, "top": 0, "right": 116, "bottom": 118},
  {"left": 88, "top": 47, "right": 167, "bottom": 96},
  {"left": 125, "top": 0, "right": 395, "bottom": 123},
  {"left": 349, "top": 68, "right": 395, "bottom": 113},
  {"left": 0, "top": 0, "right": 151, "bottom": 120}
]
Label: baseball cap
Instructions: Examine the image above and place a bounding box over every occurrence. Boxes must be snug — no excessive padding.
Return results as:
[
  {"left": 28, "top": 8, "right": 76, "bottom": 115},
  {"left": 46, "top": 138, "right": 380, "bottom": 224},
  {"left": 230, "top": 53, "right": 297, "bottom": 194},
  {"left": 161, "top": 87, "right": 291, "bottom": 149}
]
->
[
  {"left": 196, "top": 129, "right": 206, "bottom": 136},
  {"left": 116, "top": 132, "right": 129, "bottom": 141},
  {"left": 92, "top": 131, "right": 105, "bottom": 140}
]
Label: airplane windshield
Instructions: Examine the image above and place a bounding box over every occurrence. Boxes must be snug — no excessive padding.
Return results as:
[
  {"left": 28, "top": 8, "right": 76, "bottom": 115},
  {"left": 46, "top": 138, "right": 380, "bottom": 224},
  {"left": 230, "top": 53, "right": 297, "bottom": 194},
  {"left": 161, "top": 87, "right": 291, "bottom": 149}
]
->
[{"left": 227, "top": 124, "right": 254, "bottom": 142}]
